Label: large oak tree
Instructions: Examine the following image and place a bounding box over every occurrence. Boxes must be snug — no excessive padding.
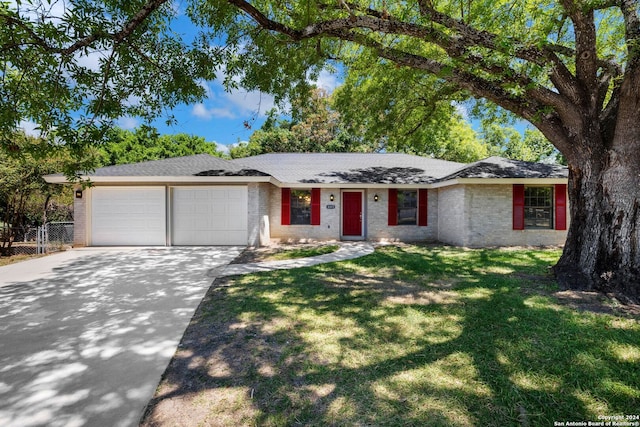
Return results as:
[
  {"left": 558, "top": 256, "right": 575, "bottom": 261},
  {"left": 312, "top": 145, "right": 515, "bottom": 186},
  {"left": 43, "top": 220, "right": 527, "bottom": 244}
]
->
[
  {"left": 201, "top": 0, "right": 640, "bottom": 302},
  {"left": 2, "top": 1, "right": 639, "bottom": 301}
]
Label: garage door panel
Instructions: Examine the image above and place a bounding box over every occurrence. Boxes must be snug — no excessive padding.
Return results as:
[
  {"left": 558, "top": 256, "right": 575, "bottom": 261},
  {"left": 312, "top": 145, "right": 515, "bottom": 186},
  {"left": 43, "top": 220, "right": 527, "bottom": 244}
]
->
[
  {"left": 91, "top": 187, "right": 166, "bottom": 246},
  {"left": 172, "top": 186, "right": 248, "bottom": 246}
]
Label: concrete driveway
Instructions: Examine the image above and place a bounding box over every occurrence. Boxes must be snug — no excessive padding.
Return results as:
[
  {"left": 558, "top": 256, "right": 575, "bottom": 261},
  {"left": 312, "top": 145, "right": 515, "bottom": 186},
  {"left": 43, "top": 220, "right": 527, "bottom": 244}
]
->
[{"left": 0, "top": 247, "right": 242, "bottom": 427}]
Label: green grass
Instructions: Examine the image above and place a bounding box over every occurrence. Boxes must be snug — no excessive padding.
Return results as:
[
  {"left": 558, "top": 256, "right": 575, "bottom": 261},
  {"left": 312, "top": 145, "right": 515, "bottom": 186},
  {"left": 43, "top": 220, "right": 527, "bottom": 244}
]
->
[
  {"left": 146, "top": 245, "right": 640, "bottom": 427},
  {"left": 263, "top": 244, "right": 340, "bottom": 261}
]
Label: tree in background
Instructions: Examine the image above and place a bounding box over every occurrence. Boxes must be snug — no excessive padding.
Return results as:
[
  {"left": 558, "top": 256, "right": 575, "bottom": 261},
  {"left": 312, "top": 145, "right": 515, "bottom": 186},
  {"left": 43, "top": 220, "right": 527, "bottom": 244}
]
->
[
  {"left": 0, "top": 133, "right": 71, "bottom": 255},
  {"left": 99, "top": 126, "right": 223, "bottom": 166},
  {"left": 481, "top": 125, "right": 564, "bottom": 165},
  {"left": 237, "top": 80, "right": 557, "bottom": 164},
  {"left": 230, "top": 88, "right": 367, "bottom": 157},
  {"left": 333, "top": 56, "right": 488, "bottom": 162}
]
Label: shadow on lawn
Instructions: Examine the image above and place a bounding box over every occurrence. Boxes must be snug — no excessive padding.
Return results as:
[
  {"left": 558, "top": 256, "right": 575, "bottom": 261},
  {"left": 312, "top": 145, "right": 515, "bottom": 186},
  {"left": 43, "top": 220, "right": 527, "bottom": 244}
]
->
[{"left": 142, "top": 246, "right": 640, "bottom": 426}]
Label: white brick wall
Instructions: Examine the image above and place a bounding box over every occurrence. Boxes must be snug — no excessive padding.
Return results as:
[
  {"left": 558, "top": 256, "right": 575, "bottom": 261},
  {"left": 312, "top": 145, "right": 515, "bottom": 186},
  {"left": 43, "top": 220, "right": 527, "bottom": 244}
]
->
[
  {"left": 247, "top": 183, "right": 271, "bottom": 247},
  {"left": 367, "top": 189, "right": 438, "bottom": 242},
  {"left": 269, "top": 186, "right": 340, "bottom": 242},
  {"left": 268, "top": 185, "right": 438, "bottom": 244},
  {"left": 438, "top": 184, "right": 569, "bottom": 247},
  {"left": 73, "top": 186, "right": 87, "bottom": 246},
  {"left": 437, "top": 185, "right": 467, "bottom": 246}
]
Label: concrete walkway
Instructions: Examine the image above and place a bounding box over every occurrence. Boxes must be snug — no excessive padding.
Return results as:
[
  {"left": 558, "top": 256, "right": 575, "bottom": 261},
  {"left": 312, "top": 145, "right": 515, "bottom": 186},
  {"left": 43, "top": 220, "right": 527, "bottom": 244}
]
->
[{"left": 214, "top": 242, "right": 375, "bottom": 277}]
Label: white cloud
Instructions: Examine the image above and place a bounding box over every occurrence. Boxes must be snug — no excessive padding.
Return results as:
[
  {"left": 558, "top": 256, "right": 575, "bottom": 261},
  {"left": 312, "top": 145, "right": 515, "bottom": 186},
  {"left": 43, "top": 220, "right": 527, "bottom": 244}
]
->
[
  {"left": 74, "top": 49, "right": 107, "bottom": 72},
  {"left": 117, "top": 117, "right": 139, "bottom": 130},
  {"left": 222, "top": 90, "right": 277, "bottom": 116},
  {"left": 19, "top": 120, "right": 42, "bottom": 137},
  {"left": 215, "top": 142, "right": 231, "bottom": 154},
  {"left": 198, "top": 80, "right": 214, "bottom": 99},
  {"left": 453, "top": 101, "right": 470, "bottom": 120},
  {"left": 191, "top": 103, "right": 236, "bottom": 120},
  {"left": 8, "top": 0, "right": 71, "bottom": 24},
  {"left": 312, "top": 69, "right": 340, "bottom": 93},
  {"left": 191, "top": 65, "right": 281, "bottom": 123}
]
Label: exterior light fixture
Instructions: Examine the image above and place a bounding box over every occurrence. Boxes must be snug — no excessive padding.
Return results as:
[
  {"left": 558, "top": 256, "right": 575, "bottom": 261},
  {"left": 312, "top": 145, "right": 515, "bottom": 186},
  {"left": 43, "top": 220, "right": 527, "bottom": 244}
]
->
[
  {"left": 329, "top": 194, "right": 335, "bottom": 202},
  {"left": 75, "top": 189, "right": 83, "bottom": 199},
  {"left": 374, "top": 194, "right": 379, "bottom": 202}
]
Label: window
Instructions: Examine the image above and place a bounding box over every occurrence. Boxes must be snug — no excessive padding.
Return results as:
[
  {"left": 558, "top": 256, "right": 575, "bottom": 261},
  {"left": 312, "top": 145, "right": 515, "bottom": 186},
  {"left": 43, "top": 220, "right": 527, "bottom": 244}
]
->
[
  {"left": 397, "top": 190, "right": 417, "bottom": 225},
  {"left": 524, "top": 187, "right": 553, "bottom": 229},
  {"left": 290, "top": 189, "right": 311, "bottom": 225},
  {"left": 389, "top": 189, "right": 428, "bottom": 226},
  {"left": 281, "top": 188, "right": 321, "bottom": 226},
  {"left": 514, "top": 184, "right": 567, "bottom": 231}
]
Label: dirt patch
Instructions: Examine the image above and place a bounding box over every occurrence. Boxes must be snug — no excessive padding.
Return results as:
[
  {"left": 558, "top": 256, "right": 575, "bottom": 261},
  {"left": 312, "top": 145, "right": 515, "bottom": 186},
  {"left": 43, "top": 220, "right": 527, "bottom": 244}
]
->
[
  {"left": 230, "top": 242, "right": 340, "bottom": 264},
  {"left": 553, "top": 290, "right": 640, "bottom": 317},
  {"left": 515, "top": 272, "right": 640, "bottom": 317}
]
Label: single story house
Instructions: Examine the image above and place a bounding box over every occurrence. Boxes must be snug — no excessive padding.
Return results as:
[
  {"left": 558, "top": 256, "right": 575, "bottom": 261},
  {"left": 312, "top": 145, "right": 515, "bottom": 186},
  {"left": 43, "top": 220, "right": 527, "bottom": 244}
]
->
[{"left": 45, "top": 153, "right": 569, "bottom": 248}]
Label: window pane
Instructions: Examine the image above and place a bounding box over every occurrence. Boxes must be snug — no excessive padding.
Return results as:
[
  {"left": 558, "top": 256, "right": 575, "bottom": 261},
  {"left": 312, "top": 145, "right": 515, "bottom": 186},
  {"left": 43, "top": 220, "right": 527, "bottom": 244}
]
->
[
  {"left": 290, "top": 190, "right": 311, "bottom": 225},
  {"left": 397, "top": 190, "right": 417, "bottom": 225},
  {"left": 524, "top": 187, "right": 553, "bottom": 229}
]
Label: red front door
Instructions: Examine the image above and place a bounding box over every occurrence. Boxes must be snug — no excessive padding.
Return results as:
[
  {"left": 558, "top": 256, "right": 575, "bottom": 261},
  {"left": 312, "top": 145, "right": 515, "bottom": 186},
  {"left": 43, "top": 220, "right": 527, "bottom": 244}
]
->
[{"left": 343, "top": 192, "right": 363, "bottom": 236}]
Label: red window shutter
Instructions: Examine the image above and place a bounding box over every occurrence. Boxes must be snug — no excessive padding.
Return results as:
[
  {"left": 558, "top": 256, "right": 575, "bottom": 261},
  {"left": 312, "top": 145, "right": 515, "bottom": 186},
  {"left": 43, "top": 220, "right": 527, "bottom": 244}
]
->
[
  {"left": 555, "top": 184, "right": 567, "bottom": 230},
  {"left": 418, "top": 189, "right": 428, "bottom": 226},
  {"left": 311, "top": 188, "right": 321, "bottom": 225},
  {"left": 388, "top": 189, "right": 398, "bottom": 226},
  {"left": 281, "top": 188, "right": 291, "bottom": 225},
  {"left": 513, "top": 184, "right": 525, "bottom": 230}
]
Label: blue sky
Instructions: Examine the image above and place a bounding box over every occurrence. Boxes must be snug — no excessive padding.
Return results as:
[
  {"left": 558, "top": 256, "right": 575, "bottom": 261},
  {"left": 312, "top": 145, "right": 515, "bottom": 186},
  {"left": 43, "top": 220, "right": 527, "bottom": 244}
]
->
[
  {"left": 140, "top": 67, "right": 340, "bottom": 154},
  {"left": 125, "top": 8, "right": 341, "bottom": 154}
]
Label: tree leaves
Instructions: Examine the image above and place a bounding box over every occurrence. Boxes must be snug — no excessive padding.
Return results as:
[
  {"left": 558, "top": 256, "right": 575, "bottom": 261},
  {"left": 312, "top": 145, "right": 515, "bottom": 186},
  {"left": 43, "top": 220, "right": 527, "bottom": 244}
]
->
[{"left": 1, "top": 0, "right": 218, "bottom": 168}]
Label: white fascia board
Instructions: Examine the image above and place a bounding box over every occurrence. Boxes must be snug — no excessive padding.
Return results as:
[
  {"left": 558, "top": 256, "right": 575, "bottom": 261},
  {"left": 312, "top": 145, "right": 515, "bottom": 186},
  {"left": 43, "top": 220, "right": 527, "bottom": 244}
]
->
[
  {"left": 431, "top": 177, "right": 568, "bottom": 188},
  {"left": 44, "top": 175, "right": 275, "bottom": 184},
  {"left": 278, "top": 182, "right": 437, "bottom": 189}
]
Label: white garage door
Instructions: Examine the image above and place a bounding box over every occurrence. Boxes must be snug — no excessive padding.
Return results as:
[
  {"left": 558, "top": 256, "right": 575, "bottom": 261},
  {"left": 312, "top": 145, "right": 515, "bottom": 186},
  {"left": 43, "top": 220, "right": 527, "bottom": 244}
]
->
[
  {"left": 91, "top": 187, "right": 166, "bottom": 246},
  {"left": 172, "top": 187, "right": 248, "bottom": 245}
]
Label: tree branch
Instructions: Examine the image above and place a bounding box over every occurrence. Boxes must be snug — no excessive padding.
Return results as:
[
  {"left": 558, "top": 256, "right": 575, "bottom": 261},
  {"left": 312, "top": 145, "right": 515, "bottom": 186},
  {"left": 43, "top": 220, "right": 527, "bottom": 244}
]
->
[
  {"left": 1, "top": 0, "right": 170, "bottom": 56},
  {"left": 620, "top": 0, "right": 640, "bottom": 67}
]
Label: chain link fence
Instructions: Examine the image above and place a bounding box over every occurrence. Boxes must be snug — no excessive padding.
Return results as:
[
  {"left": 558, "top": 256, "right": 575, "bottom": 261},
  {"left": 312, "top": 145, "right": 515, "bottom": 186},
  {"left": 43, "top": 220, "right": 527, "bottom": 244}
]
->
[{"left": 2, "top": 222, "right": 74, "bottom": 256}]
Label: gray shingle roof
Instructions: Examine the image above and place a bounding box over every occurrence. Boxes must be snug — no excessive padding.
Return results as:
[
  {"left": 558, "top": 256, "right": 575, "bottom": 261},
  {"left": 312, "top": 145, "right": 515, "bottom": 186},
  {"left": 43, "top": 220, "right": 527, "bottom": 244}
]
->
[
  {"left": 88, "top": 154, "right": 268, "bottom": 177},
  {"left": 438, "top": 156, "right": 568, "bottom": 181},
  {"left": 66, "top": 153, "right": 568, "bottom": 184},
  {"left": 232, "top": 153, "right": 465, "bottom": 184}
]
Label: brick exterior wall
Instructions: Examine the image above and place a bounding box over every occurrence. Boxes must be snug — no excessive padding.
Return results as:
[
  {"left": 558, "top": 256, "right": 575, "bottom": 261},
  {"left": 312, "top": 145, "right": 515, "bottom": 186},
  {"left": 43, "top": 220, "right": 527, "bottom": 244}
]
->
[
  {"left": 73, "top": 186, "right": 87, "bottom": 246},
  {"left": 436, "top": 185, "right": 467, "bottom": 246},
  {"left": 366, "top": 189, "right": 438, "bottom": 242},
  {"left": 269, "top": 185, "right": 340, "bottom": 242},
  {"left": 247, "top": 183, "right": 271, "bottom": 247},
  {"left": 268, "top": 185, "right": 438, "bottom": 244},
  {"left": 465, "top": 184, "right": 569, "bottom": 247},
  {"left": 437, "top": 184, "right": 569, "bottom": 247}
]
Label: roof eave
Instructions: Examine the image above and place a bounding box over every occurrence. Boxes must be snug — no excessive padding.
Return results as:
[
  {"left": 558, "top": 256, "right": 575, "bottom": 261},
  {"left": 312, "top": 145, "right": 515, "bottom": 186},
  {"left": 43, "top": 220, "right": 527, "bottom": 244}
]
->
[
  {"left": 44, "top": 175, "right": 275, "bottom": 184},
  {"left": 431, "top": 177, "right": 568, "bottom": 188}
]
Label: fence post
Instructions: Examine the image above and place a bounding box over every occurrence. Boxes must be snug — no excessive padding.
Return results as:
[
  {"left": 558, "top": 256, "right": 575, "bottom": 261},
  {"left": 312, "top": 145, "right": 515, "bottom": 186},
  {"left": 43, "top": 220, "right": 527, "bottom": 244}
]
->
[{"left": 36, "top": 225, "right": 47, "bottom": 254}]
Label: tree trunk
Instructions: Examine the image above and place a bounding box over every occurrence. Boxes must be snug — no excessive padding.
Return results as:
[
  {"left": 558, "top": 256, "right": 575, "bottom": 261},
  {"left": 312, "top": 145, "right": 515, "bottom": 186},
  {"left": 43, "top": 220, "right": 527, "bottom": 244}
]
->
[{"left": 554, "top": 145, "right": 640, "bottom": 303}]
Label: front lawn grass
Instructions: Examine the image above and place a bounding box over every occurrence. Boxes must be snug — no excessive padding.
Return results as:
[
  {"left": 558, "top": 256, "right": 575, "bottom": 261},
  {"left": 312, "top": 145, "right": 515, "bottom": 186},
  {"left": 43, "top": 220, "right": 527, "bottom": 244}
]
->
[{"left": 143, "top": 245, "right": 640, "bottom": 427}]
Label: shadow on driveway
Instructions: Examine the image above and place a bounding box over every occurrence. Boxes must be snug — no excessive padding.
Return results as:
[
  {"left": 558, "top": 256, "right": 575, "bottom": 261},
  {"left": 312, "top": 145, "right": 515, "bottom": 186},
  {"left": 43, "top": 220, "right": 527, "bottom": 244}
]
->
[{"left": 0, "top": 247, "right": 242, "bottom": 427}]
